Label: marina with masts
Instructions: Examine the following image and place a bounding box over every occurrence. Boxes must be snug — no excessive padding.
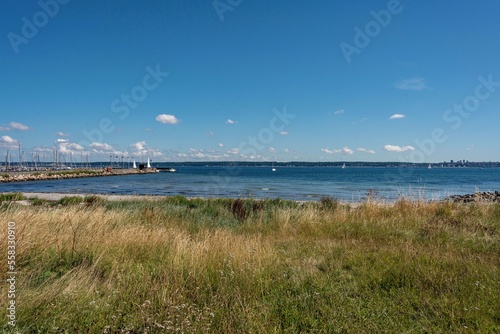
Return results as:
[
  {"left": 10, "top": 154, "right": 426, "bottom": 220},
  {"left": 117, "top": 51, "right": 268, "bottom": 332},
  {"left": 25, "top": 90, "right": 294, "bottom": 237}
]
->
[
  {"left": 1, "top": 142, "right": 160, "bottom": 182},
  {"left": 1, "top": 142, "right": 156, "bottom": 172}
]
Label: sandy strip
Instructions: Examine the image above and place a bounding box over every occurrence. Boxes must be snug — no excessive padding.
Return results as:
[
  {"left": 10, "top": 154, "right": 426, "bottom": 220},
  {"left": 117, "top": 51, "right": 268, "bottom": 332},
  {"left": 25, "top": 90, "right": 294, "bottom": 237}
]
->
[
  {"left": 21, "top": 192, "right": 162, "bottom": 202},
  {"left": 16, "top": 192, "right": 371, "bottom": 208}
]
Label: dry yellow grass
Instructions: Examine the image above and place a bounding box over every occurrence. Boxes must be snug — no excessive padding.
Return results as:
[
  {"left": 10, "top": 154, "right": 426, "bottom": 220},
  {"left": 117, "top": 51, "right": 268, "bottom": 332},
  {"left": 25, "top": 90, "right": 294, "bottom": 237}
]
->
[{"left": 1, "top": 196, "right": 499, "bottom": 333}]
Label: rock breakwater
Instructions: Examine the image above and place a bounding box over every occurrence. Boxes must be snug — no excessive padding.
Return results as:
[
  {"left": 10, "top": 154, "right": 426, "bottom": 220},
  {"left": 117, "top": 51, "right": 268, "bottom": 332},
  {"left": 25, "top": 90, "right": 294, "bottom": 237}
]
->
[
  {"left": 448, "top": 191, "right": 500, "bottom": 203},
  {"left": 0, "top": 169, "right": 156, "bottom": 183}
]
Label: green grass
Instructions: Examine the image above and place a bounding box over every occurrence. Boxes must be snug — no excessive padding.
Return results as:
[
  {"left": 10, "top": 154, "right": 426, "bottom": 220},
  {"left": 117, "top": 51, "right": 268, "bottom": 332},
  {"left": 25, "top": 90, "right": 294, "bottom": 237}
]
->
[
  {"left": 58, "top": 196, "right": 83, "bottom": 206},
  {"left": 0, "top": 197, "right": 499, "bottom": 333},
  {"left": 0, "top": 192, "right": 25, "bottom": 203},
  {"left": 30, "top": 197, "right": 52, "bottom": 206}
]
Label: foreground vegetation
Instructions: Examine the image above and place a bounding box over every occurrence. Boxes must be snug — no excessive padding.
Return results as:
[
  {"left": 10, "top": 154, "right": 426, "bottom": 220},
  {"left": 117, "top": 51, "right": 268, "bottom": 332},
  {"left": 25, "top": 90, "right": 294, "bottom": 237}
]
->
[{"left": 1, "top": 195, "right": 499, "bottom": 333}]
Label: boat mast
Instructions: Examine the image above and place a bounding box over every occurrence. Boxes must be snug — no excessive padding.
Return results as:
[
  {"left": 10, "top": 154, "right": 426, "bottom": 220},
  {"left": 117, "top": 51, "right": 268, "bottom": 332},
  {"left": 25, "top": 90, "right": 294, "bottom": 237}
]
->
[{"left": 18, "top": 142, "right": 23, "bottom": 169}]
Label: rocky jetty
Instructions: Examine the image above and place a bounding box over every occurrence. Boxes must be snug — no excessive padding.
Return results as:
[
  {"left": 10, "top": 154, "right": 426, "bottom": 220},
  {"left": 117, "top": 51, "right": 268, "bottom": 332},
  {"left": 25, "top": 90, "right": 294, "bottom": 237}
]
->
[
  {"left": 0, "top": 168, "right": 156, "bottom": 183},
  {"left": 448, "top": 191, "right": 500, "bottom": 203}
]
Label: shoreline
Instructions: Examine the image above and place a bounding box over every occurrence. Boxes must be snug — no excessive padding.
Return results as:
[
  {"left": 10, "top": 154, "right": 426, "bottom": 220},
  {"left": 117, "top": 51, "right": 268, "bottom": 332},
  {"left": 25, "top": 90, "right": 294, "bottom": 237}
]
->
[
  {"left": 20, "top": 192, "right": 163, "bottom": 202},
  {"left": 2, "top": 190, "right": 498, "bottom": 206}
]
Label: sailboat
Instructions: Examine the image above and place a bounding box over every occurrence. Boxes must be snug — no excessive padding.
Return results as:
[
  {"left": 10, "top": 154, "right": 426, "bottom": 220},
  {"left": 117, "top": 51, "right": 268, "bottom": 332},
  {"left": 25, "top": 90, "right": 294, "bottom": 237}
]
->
[
  {"left": 132, "top": 159, "right": 137, "bottom": 169},
  {"left": 428, "top": 164, "right": 432, "bottom": 169},
  {"left": 272, "top": 162, "right": 276, "bottom": 172},
  {"left": 146, "top": 157, "right": 151, "bottom": 168},
  {"left": 341, "top": 163, "right": 346, "bottom": 169}
]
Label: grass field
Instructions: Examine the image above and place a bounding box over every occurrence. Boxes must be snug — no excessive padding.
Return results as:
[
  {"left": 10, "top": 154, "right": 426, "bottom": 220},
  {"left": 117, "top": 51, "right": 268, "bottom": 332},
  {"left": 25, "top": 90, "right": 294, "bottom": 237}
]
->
[{"left": 1, "top": 194, "right": 499, "bottom": 333}]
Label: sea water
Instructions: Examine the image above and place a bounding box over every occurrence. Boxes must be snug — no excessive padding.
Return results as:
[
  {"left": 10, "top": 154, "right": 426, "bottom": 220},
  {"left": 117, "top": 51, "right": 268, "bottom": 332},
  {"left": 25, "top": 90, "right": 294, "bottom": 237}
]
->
[{"left": 1, "top": 167, "right": 499, "bottom": 202}]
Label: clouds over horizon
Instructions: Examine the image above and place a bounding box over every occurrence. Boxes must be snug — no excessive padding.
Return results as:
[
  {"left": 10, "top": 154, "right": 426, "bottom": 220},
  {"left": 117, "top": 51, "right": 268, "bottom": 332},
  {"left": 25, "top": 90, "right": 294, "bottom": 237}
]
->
[
  {"left": 54, "top": 139, "right": 84, "bottom": 154},
  {"left": 89, "top": 142, "right": 115, "bottom": 152},
  {"left": 384, "top": 145, "right": 415, "bottom": 152},
  {"left": 357, "top": 148, "right": 376, "bottom": 154},
  {"left": 226, "top": 119, "right": 238, "bottom": 124},
  {"left": 129, "top": 140, "right": 164, "bottom": 158},
  {"left": 321, "top": 147, "right": 354, "bottom": 155}
]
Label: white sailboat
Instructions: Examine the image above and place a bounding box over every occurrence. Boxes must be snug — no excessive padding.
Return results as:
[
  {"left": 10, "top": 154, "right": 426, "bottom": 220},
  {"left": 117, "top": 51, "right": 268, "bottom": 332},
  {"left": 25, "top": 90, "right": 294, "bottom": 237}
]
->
[
  {"left": 132, "top": 159, "right": 137, "bottom": 169},
  {"left": 146, "top": 157, "right": 151, "bottom": 168},
  {"left": 428, "top": 164, "right": 432, "bottom": 169},
  {"left": 271, "top": 161, "right": 276, "bottom": 172},
  {"left": 342, "top": 163, "right": 346, "bottom": 169}
]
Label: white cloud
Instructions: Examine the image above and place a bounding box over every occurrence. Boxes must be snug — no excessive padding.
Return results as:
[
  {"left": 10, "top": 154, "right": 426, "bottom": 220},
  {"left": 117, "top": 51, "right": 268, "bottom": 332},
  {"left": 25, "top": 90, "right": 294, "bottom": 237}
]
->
[
  {"left": 130, "top": 141, "right": 147, "bottom": 153},
  {"left": 0, "top": 135, "right": 18, "bottom": 148},
  {"left": 67, "top": 143, "right": 84, "bottom": 151},
  {"left": 206, "top": 131, "right": 214, "bottom": 136},
  {"left": 352, "top": 117, "right": 368, "bottom": 125},
  {"left": 90, "top": 142, "right": 115, "bottom": 151},
  {"left": 0, "top": 126, "right": 10, "bottom": 131},
  {"left": 155, "top": 114, "right": 179, "bottom": 124},
  {"left": 176, "top": 148, "right": 233, "bottom": 161},
  {"left": 218, "top": 143, "right": 225, "bottom": 147},
  {"left": 226, "top": 119, "right": 237, "bottom": 124},
  {"left": 395, "top": 77, "right": 428, "bottom": 91},
  {"left": 32, "top": 145, "right": 53, "bottom": 153},
  {"left": 357, "top": 148, "right": 376, "bottom": 154},
  {"left": 56, "top": 131, "right": 69, "bottom": 137},
  {"left": 321, "top": 146, "right": 354, "bottom": 155},
  {"left": 268, "top": 147, "right": 277, "bottom": 153},
  {"left": 279, "top": 131, "right": 289, "bottom": 135},
  {"left": 334, "top": 109, "right": 345, "bottom": 115},
  {"left": 283, "top": 148, "right": 291, "bottom": 153},
  {"left": 55, "top": 139, "right": 84, "bottom": 154},
  {"left": 340, "top": 147, "right": 354, "bottom": 155},
  {"left": 321, "top": 148, "right": 335, "bottom": 154},
  {"left": 129, "top": 140, "right": 164, "bottom": 159},
  {"left": 192, "top": 152, "right": 206, "bottom": 158},
  {"left": 384, "top": 145, "right": 415, "bottom": 152},
  {"left": 389, "top": 114, "right": 406, "bottom": 120},
  {"left": 9, "top": 122, "right": 30, "bottom": 130}
]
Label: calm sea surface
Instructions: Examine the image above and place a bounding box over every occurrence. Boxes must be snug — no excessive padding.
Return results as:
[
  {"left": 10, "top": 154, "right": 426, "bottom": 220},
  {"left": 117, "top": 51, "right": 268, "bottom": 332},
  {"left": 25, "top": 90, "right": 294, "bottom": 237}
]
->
[{"left": 1, "top": 167, "right": 499, "bottom": 202}]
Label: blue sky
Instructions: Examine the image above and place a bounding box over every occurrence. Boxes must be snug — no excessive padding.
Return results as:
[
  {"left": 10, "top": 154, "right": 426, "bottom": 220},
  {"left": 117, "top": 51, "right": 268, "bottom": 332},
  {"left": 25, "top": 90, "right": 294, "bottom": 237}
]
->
[{"left": 1, "top": 0, "right": 499, "bottom": 163}]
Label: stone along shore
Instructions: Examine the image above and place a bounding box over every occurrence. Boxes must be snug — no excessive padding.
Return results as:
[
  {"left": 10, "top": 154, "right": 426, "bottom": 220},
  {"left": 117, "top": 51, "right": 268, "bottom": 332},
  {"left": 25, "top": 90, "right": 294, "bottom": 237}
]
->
[
  {"left": 448, "top": 191, "right": 500, "bottom": 203},
  {"left": 0, "top": 168, "right": 156, "bottom": 183}
]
